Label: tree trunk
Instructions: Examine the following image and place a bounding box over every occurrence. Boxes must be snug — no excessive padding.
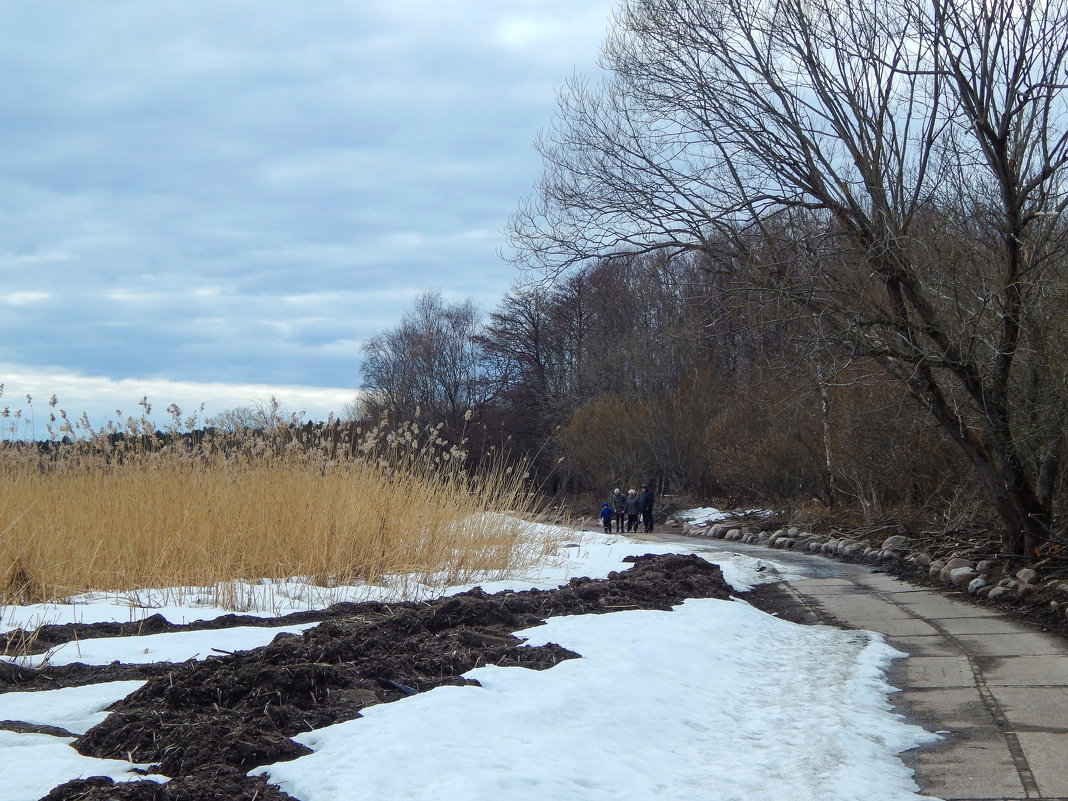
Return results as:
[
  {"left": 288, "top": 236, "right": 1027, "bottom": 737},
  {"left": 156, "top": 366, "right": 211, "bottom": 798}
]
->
[
  {"left": 996, "top": 491, "right": 1049, "bottom": 559},
  {"left": 974, "top": 458, "right": 1051, "bottom": 558},
  {"left": 816, "top": 363, "right": 837, "bottom": 506}
]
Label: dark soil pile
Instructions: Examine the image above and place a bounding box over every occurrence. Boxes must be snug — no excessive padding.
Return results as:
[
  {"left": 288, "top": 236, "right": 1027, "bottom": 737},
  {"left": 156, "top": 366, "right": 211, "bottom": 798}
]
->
[{"left": 2, "top": 553, "right": 733, "bottom": 801}]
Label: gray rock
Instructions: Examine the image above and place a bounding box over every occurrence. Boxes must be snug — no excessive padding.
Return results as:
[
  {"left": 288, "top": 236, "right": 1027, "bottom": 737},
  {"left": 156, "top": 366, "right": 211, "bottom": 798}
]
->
[
  {"left": 950, "top": 567, "right": 978, "bottom": 586},
  {"left": 986, "top": 586, "right": 1012, "bottom": 601},
  {"left": 842, "top": 542, "right": 865, "bottom": 557},
  {"left": 1018, "top": 583, "right": 1037, "bottom": 598},
  {"left": 929, "top": 559, "right": 946, "bottom": 577},
  {"left": 1016, "top": 567, "right": 1038, "bottom": 584},
  {"left": 910, "top": 553, "right": 931, "bottom": 567},
  {"left": 975, "top": 559, "right": 997, "bottom": 574},
  {"left": 881, "top": 534, "right": 908, "bottom": 551},
  {"left": 967, "top": 576, "right": 987, "bottom": 594},
  {"left": 940, "top": 557, "right": 974, "bottom": 583}
]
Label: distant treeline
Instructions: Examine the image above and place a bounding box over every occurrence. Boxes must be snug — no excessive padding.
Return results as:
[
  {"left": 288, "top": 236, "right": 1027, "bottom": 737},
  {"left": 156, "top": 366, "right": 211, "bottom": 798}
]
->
[{"left": 356, "top": 254, "right": 975, "bottom": 521}]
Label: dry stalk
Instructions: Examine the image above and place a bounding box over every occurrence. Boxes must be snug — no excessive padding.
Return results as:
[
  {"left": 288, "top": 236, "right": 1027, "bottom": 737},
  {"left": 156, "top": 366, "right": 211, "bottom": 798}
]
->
[{"left": 0, "top": 409, "right": 544, "bottom": 608}]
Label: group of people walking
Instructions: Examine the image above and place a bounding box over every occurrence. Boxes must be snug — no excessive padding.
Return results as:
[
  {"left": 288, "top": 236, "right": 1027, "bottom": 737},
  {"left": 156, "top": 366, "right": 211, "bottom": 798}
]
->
[{"left": 600, "top": 485, "right": 654, "bottom": 534}]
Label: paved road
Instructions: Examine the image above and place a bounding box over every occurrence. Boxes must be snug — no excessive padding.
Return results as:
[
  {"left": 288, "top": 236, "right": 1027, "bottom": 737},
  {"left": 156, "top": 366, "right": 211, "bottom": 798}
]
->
[{"left": 631, "top": 534, "right": 1068, "bottom": 801}]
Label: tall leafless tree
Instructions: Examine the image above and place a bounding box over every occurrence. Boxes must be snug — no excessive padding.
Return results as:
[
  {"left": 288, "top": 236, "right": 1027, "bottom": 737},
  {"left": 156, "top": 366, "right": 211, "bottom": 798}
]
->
[
  {"left": 360, "top": 291, "right": 500, "bottom": 437},
  {"left": 508, "top": 0, "right": 1068, "bottom": 555}
]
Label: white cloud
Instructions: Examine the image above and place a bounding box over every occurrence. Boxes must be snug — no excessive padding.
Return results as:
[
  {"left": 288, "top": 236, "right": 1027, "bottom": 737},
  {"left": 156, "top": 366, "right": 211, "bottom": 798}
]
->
[
  {"left": 0, "top": 291, "right": 51, "bottom": 306},
  {"left": 0, "top": 364, "right": 357, "bottom": 433},
  {"left": 495, "top": 16, "right": 580, "bottom": 50}
]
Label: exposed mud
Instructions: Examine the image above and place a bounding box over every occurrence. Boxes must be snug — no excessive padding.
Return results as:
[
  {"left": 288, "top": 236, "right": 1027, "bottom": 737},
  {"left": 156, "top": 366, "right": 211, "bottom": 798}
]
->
[{"left": 4, "top": 553, "right": 735, "bottom": 801}]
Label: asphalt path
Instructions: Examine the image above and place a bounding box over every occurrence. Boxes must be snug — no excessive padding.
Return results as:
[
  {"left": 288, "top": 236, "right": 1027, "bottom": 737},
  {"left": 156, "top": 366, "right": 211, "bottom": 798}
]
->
[{"left": 624, "top": 531, "right": 1068, "bottom": 801}]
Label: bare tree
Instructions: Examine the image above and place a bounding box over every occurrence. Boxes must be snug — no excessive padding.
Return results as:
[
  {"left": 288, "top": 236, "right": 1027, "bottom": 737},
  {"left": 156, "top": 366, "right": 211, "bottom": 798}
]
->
[
  {"left": 508, "top": 0, "right": 1068, "bottom": 555},
  {"left": 204, "top": 396, "right": 304, "bottom": 433},
  {"left": 360, "top": 291, "right": 500, "bottom": 437}
]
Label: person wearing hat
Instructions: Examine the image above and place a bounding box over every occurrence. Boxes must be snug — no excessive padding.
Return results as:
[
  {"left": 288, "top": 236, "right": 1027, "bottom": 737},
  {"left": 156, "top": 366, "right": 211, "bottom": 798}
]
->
[
  {"left": 624, "top": 489, "right": 641, "bottom": 532},
  {"left": 599, "top": 502, "right": 614, "bottom": 534},
  {"left": 610, "top": 487, "right": 627, "bottom": 532}
]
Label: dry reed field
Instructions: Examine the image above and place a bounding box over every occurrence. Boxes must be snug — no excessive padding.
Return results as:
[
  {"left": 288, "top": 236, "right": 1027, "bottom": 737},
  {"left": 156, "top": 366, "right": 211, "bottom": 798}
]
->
[{"left": 0, "top": 402, "right": 550, "bottom": 609}]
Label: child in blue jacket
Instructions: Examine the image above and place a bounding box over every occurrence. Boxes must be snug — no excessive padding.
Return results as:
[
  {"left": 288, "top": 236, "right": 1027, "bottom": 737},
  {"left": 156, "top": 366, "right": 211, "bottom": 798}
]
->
[{"left": 599, "top": 502, "right": 613, "bottom": 534}]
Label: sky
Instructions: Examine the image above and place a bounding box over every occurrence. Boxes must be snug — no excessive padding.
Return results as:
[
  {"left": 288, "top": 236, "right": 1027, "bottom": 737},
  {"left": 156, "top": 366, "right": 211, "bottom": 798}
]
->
[
  {"left": 0, "top": 510, "right": 941, "bottom": 800},
  {"left": 0, "top": 1, "right": 616, "bottom": 431}
]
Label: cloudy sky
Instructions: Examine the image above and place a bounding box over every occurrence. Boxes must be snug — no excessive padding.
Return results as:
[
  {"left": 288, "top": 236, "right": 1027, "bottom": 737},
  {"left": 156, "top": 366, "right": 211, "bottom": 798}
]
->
[{"left": 0, "top": 1, "right": 614, "bottom": 432}]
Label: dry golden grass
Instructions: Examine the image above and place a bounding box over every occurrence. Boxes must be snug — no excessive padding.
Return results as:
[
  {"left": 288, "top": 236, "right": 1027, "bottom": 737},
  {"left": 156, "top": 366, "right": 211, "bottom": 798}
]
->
[{"left": 0, "top": 411, "right": 551, "bottom": 608}]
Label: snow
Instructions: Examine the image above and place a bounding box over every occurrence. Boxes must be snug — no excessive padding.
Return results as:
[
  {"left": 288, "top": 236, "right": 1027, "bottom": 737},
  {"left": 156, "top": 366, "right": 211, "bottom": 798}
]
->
[
  {"left": 259, "top": 601, "right": 937, "bottom": 801},
  {"left": 0, "top": 525, "right": 791, "bottom": 635},
  {"left": 8, "top": 623, "right": 319, "bottom": 669},
  {"left": 675, "top": 506, "right": 774, "bottom": 525},
  {"left": 0, "top": 513, "right": 941, "bottom": 801},
  {"left": 0, "top": 681, "right": 146, "bottom": 735},
  {"left": 1, "top": 730, "right": 168, "bottom": 801}
]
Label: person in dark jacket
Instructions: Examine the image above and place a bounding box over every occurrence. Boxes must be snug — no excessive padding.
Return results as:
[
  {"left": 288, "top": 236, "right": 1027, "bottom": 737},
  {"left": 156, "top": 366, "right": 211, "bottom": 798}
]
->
[
  {"left": 611, "top": 488, "right": 627, "bottom": 532},
  {"left": 639, "top": 484, "right": 654, "bottom": 533},
  {"left": 624, "top": 489, "right": 641, "bottom": 533},
  {"left": 599, "top": 502, "right": 613, "bottom": 534}
]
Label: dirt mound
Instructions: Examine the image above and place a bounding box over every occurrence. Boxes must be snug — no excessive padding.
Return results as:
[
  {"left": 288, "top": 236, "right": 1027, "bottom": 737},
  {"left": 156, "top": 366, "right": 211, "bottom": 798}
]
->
[
  {"left": 0, "top": 606, "right": 381, "bottom": 658},
  {"left": 39, "top": 767, "right": 299, "bottom": 801},
  {"left": 25, "top": 552, "right": 731, "bottom": 800}
]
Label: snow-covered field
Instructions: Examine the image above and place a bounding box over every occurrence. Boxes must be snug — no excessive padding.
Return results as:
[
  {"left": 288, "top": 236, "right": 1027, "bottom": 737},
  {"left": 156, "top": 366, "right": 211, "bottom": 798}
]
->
[{"left": 0, "top": 511, "right": 941, "bottom": 800}]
